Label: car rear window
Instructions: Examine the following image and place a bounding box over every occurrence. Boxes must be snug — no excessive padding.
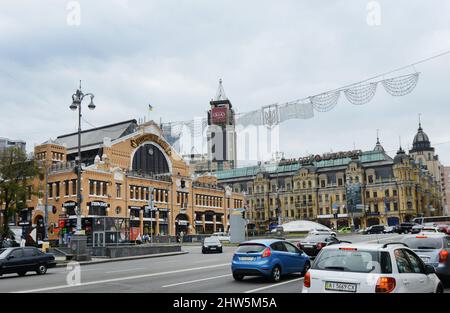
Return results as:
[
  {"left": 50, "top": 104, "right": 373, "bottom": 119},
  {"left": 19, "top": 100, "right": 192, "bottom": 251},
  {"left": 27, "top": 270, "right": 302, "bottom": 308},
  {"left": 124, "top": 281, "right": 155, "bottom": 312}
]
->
[
  {"left": 236, "top": 244, "right": 266, "bottom": 253},
  {"left": 312, "top": 249, "right": 392, "bottom": 274},
  {"left": 204, "top": 237, "right": 220, "bottom": 244},
  {"left": 303, "top": 235, "right": 330, "bottom": 242},
  {"left": 402, "top": 237, "right": 444, "bottom": 250}
]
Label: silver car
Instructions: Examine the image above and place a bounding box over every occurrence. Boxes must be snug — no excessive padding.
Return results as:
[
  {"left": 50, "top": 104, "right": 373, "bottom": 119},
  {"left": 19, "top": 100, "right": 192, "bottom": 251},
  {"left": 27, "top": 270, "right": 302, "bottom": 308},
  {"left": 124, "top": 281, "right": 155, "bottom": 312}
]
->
[{"left": 402, "top": 234, "right": 450, "bottom": 286}]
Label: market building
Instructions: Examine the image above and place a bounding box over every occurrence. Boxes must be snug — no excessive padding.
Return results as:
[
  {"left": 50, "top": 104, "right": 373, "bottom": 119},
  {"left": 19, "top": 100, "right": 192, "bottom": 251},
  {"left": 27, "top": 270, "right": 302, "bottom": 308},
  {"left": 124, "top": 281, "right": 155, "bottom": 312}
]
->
[
  {"left": 21, "top": 120, "right": 244, "bottom": 244},
  {"left": 216, "top": 125, "right": 444, "bottom": 234}
]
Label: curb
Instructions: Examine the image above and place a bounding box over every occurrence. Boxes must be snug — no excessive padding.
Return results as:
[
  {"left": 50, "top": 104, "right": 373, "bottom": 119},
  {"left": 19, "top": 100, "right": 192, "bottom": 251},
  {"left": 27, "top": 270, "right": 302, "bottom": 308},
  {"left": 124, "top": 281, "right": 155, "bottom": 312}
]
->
[{"left": 55, "top": 250, "right": 189, "bottom": 267}]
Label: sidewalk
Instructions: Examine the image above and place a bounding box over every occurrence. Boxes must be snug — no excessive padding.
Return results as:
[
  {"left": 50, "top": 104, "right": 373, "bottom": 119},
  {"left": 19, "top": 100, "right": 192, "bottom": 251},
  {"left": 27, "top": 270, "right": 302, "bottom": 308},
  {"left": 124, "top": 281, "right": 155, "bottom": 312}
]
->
[{"left": 54, "top": 250, "right": 189, "bottom": 268}]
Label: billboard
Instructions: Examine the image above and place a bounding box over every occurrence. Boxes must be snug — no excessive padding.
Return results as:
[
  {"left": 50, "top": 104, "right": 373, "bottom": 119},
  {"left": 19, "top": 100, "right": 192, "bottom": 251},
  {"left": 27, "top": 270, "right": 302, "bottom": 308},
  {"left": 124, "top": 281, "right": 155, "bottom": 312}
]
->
[{"left": 211, "top": 107, "right": 227, "bottom": 124}]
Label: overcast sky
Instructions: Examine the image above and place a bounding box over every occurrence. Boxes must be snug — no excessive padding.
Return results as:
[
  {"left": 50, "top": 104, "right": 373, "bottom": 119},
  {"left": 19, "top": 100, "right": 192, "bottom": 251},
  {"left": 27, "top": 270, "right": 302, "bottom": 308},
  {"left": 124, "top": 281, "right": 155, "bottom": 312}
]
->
[{"left": 1, "top": 0, "right": 450, "bottom": 165}]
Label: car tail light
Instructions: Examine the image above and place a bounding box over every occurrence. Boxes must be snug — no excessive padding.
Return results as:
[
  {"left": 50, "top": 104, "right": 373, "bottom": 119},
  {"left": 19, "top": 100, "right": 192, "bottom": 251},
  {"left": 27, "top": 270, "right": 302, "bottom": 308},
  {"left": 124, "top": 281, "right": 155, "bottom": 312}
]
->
[
  {"left": 261, "top": 248, "right": 271, "bottom": 258},
  {"left": 439, "top": 250, "right": 449, "bottom": 263},
  {"left": 304, "top": 272, "right": 311, "bottom": 288},
  {"left": 416, "top": 235, "right": 427, "bottom": 238},
  {"left": 339, "top": 247, "right": 357, "bottom": 251},
  {"left": 316, "top": 243, "right": 324, "bottom": 250},
  {"left": 375, "top": 277, "right": 396, "bottom": 293}
]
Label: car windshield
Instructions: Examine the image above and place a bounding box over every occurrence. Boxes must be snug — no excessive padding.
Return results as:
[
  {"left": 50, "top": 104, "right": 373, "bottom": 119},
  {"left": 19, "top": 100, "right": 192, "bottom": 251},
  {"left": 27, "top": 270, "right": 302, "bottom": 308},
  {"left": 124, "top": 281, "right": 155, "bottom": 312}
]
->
[
  {"left": 402, "top": 237, "right": 444, "bottom": 250},
  {"left": 0, "top": 248, "right": 9, "bottom": 259},
  {"left": 204, "top": 237, "right": 220, "bottom": 244},
  {"left": 303, "top": 235, "right": 331, "bottom": 242},
  {"left": 312, "top": 249, "right": 392, "bottom": 274},
  {"left": 236, "top": 244, "right": 266, "bottom": 254}
]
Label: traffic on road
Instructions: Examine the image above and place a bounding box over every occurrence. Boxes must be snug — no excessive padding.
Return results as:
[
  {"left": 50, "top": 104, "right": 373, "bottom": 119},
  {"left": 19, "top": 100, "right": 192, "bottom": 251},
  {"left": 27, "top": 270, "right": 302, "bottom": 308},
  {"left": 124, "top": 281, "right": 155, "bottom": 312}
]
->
[{"left": 0, "top": 231, "right": 449, "bottom": 294}]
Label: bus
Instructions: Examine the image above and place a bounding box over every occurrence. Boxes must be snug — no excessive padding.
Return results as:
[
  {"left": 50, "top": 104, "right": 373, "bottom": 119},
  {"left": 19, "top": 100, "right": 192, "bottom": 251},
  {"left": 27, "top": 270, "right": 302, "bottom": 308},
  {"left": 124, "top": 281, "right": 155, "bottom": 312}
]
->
[{"left": 412, "top": 215, "right": 450, "bottom": 226}]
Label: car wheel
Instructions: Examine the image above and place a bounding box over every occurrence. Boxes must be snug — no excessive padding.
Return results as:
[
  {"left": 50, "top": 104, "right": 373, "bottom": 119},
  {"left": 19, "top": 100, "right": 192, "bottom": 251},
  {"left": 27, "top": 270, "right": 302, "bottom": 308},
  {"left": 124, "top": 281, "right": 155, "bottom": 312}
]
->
[
  {"left": 233, "top": 273, "right": 244, "bottom": 281},
  {"left": 17, "top": 271, "right": 27, "bottom": 277},
  {"left": 270, "top": 265, "right": 282, "bottom": 282},
  {"left": 301, "top": 261, "right": 311, "bottom": 277},
  {"left": 436, "top": 283, "right": 444, "bottom": 293},
  {"left": 36, "top": 264, "right": 47, "bottom": 275}
]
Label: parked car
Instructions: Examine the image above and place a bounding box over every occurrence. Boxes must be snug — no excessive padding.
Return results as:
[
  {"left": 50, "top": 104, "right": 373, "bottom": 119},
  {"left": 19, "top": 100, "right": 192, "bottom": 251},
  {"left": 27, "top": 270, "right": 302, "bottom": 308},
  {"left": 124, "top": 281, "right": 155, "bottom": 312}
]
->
[
  {"left": 303, "top": 242, "right": 443, "bottom": 293},
  {"left": 0, "top": 247, "right": 56, "bottom": 277},
  {"left": 309, "top": 228, "right": 337, "bottom": 237},
  {"left": 363, "top": 225, "right": 385, "bottom": 234},
  {"left": 338, "top": 227, "right": 352, "bottom": 234},
  {"left": 211, "top": 232, "right": 231, "bottom": 243},
  {"left": 384, "top": 226, "right": 395, "bottom": 234},
  {"left": 231, "top": 239, "right": 310, "bottom": 282},
  {"left": 395, "top": 222, "right": 416, "bottom": 234},
  {"left": 202, "top": 237, "right": 223, "bottom": 254},
  {"left": 297, "top": 235, "right": 351, "bottom": 258},
  {"left": 401, "top": 234, "right": 449, "bottom": 286}
]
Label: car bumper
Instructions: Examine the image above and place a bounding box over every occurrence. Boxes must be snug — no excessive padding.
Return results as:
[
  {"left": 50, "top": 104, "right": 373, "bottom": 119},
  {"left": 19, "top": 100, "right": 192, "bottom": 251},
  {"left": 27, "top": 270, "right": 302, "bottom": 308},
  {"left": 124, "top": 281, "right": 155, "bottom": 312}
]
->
[
  {"left": 231, "top": 260, "right": 272, "bottom": 277},
  {"left": 47, "top": 261, "right": 57, "bottom": 268}
]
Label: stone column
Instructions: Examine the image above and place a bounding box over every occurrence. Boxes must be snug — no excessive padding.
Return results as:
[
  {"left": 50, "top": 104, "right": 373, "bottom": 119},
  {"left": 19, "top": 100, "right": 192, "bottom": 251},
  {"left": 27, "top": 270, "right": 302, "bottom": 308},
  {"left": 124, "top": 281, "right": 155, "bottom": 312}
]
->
[
  {"left": 201, "top": 213, "right": 205, "bottom": 234},
  {"left": 139, "top": 209, "right": 144, "bottom": 237},
  {"left": 155, "top": 211, "right": 160, "bottom": 235},
  {"left": 213, "top": 215, "right": 217, "bottom": 233}
]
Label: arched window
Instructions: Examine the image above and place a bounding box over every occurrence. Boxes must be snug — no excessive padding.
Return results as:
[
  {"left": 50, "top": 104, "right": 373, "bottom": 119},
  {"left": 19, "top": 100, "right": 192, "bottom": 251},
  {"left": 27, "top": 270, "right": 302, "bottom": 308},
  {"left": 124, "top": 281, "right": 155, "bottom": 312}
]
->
[{"left": 132, "top": 143, "right": 169, "bottom": 174}]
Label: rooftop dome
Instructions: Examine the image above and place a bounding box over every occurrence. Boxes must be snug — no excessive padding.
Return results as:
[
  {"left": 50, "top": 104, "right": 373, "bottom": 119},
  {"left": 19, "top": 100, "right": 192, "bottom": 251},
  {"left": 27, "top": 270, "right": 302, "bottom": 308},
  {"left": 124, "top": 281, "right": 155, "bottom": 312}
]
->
[
  {"left": 411, "top": 123, "right": 433, "bottom": 152},
  {"left": 373, "top": 137, "right": 385, "bottom": 153}
]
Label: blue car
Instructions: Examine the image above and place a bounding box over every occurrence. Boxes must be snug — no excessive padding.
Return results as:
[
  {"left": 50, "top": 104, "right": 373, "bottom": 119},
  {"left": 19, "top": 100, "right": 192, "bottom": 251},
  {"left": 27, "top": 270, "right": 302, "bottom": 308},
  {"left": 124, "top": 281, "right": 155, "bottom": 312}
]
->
[{"left": 231, "top": 239, "right": 310, "bottom": 282}]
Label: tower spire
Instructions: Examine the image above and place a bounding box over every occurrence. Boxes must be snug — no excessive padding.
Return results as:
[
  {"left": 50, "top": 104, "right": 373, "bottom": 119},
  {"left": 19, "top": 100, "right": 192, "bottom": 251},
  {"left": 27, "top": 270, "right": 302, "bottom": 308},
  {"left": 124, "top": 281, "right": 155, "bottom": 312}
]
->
[
  {"left": 418, "top": 113, "right": 422, "bottom": 130},
  {"left": 215, "top": 78, "right": 228, "bottom": 101}
]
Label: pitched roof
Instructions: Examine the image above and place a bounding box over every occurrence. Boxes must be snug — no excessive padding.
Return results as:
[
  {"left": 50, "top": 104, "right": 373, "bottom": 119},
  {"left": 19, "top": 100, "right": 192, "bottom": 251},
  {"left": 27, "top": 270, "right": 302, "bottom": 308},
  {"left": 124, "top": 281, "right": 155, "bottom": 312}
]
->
[{"left": 54, "top": 119, "right": 137, "bottom": 153}]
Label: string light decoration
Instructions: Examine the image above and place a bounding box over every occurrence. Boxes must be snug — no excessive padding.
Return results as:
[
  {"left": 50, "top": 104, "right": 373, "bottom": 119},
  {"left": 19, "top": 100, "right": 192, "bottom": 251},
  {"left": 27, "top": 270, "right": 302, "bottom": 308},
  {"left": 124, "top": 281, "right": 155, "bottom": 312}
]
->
[
  {"left": 161, "top": 72, "right": 421, "bottom": 138},
  {"left": 381, "top": 72, "right": 420, "bottom": 96},
  {"left": 344, "top": 82, "right": 378, "bottom": 105}
]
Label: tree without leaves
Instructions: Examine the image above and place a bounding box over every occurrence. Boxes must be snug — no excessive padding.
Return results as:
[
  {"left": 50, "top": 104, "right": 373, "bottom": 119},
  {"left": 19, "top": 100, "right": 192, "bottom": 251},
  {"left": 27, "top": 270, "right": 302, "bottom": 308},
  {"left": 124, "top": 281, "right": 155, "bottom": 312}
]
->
[{"left": 0, "top": 147, "right": 39, "bottom": 239}]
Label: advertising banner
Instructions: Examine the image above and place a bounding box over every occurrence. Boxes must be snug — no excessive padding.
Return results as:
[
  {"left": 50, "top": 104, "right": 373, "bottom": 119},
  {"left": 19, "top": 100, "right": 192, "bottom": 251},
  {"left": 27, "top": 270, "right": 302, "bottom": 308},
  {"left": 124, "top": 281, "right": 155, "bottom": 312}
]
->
[{"left": 211, "top": 107, "right": 227, "bottom": 124}]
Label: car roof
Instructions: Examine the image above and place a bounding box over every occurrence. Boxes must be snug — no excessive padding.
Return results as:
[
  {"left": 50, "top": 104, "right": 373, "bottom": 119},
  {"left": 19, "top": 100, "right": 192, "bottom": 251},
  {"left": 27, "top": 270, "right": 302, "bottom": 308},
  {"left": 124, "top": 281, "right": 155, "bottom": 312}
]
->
[
  {"left": 241, "top": 239, "right": 285, "bottom": 246},
  {"left": 322, "top": 242, "right": 406, "bottom": 251}
]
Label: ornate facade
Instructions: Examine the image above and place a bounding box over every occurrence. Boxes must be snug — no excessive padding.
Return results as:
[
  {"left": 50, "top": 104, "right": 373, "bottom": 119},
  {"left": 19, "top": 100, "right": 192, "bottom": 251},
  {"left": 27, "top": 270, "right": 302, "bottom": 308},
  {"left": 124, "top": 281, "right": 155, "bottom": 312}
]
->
[{"left": 217, "top": 125, "right": 444, "bottom": 233}]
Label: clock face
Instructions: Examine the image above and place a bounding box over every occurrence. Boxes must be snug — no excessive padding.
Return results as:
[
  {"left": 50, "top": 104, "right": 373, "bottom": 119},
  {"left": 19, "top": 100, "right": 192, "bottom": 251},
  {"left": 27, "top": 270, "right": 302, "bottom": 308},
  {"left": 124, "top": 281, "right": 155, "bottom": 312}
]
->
[
  {"left": 176, "top": 179, "right": 181, "bottom": 187},
  {"left": 148, "top": 147, "right": 154, "bottom": 155}
]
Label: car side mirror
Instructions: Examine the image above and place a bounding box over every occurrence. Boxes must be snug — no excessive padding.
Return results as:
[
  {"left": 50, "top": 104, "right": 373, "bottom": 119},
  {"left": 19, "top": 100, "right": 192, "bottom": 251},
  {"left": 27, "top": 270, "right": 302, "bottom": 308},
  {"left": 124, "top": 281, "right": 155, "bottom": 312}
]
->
[
  {"left": 424, "top": 265, "right": 435, "bottom": 275},
  {"left": 297, "top": 249, "right": 304, "bottom": 255},
  {"left": 7, "top": 255, "right": 14, "bottom": 260}
]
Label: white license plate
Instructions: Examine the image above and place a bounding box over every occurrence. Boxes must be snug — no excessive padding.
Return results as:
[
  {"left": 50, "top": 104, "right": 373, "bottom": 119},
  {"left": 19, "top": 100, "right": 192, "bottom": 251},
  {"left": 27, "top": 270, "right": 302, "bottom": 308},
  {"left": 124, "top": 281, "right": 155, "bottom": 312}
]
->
[
  {"left": 420, "top": 256, "right": 430, "bottom": 263},
  {"left": 210, "top": 247, "right": 216, "bottom": 250},
  {"left": 325, "top": 281, "right": 357, "bottom": 293},
  {"left": 303, "top": 245, "right": 314, "bottom": 248},
  {"left": 239, "top": 257, "right": 255, "bottom": 261}
]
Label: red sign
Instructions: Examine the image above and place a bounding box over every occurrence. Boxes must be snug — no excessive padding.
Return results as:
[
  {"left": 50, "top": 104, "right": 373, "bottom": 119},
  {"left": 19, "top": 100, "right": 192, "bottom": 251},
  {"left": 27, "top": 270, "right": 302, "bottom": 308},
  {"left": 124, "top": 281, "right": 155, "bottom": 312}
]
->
[
  {"left": 211, "top": 107, "right": 227, "bottom": 124},
  {"left": 130, "top": 227, "right": 140, "bottom": 241}
]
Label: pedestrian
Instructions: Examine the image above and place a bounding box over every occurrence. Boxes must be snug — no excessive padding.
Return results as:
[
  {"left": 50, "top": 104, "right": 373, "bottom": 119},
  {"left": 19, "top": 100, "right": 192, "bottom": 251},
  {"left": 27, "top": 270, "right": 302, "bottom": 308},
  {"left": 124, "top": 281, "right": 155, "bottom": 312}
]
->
[
  {"left": 136, "top": 233, "right": 142, "bottom": 245},
  {"left": 20, "top": 235, "right": 26, "bottom": 247}
]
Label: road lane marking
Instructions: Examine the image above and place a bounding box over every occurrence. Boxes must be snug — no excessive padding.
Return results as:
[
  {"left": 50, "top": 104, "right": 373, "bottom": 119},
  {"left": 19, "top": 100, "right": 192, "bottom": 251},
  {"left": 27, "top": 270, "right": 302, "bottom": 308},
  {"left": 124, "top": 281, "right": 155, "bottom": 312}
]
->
[
  {"left": 105, "top": 268, "right": 145, "bottom": 274},
  {"left": 244, "top": 278, "right": 304, "bottom": 293},
  {"left": 162, "top": 274, "right": 231, "bottom": 288},
  {"left": 14, "top": 263, "right": 230, "bottom": 293}
]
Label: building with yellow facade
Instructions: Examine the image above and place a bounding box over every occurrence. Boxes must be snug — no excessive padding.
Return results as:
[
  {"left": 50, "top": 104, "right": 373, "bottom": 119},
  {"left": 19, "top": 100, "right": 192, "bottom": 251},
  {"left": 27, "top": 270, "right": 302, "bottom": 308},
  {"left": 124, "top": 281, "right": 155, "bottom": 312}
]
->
[{"left": 217, "top": 124, "right": 444, "bottom": 234}]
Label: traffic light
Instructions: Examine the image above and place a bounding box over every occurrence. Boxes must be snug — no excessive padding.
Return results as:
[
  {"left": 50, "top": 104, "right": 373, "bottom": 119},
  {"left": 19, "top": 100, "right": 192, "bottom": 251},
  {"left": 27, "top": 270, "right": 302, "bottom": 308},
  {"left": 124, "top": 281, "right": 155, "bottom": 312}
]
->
[{"left": 241, "top": 210, "right": 245, "bottom": 219}]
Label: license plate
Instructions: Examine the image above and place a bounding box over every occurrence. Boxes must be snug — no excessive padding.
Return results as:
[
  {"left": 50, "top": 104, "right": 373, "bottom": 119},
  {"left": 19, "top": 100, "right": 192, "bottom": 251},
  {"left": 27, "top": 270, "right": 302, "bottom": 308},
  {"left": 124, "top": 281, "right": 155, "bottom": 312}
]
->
[
  {"left": 303, "top": 245, "right": 313, "bottom": 248},
  {"left": 239, "top": 257, "right": 255, "bottom": 261},
  {"left": 210, "top": 247, "right": 216, "bottom": 250},
  {"left": 420, "top": 256, "right": 430, "bottom": 263},
  {"left": 325, "top": 281, "right": 357, "bottom": 293}
]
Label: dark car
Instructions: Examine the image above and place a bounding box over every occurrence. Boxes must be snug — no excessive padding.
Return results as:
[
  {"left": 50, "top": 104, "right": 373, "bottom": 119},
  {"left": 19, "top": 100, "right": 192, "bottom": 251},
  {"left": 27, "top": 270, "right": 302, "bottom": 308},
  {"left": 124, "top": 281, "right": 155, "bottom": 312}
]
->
[
  {"left": 363, "top": 225, "right": 385, "bottom": 234},
  {"left": 202, "top": 237, "right": 223, "bottom": 254},
  {"left": 395, "top": 222, "right": 416, "bottom": 234},
  {"left": 297, "top": 235, "right": 349, "bottom": 258},
  {"left": 402, "top": 235, "right": 450, "bottom": 286},
  {"left": 0, "top": 247, "right": 56, "bottom": 277}
]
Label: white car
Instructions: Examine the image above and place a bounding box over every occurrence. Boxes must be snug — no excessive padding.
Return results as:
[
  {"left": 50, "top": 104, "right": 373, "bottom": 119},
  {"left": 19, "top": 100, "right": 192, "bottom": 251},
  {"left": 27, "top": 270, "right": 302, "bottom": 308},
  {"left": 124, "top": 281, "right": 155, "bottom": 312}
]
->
[
  {"left": 211, "top": 232, "right": 231, "bottom": 242},
  {"left": 303, "top": 242, "right": 443, "bottom": 293},
  {"left": 309, "top": 228, "right": 337, "bottom": 237},
  {"left": 420, "top": 227, "right": 440, "bottom": 234}
]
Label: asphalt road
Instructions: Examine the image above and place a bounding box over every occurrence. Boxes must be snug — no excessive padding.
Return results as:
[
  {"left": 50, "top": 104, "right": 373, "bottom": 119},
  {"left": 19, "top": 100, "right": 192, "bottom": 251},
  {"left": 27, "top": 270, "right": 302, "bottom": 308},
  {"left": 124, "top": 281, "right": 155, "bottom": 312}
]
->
[{"left": 0, "top": 234, "right": 448, "bottom": 293}]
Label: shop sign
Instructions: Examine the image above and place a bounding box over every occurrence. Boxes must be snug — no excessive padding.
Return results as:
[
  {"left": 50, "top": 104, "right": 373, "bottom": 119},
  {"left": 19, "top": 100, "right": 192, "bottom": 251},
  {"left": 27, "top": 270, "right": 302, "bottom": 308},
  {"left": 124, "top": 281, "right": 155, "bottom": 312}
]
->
[{"left": 211, "top": 107, "right": 227, "bottom": 124}]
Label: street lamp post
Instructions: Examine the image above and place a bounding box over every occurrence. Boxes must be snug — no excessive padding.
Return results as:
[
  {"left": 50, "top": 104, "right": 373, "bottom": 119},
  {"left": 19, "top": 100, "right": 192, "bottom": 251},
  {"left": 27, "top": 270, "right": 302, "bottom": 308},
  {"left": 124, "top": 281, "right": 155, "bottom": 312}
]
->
[{"left": 69, "top": 82, "right": 95, "bottom": 261}]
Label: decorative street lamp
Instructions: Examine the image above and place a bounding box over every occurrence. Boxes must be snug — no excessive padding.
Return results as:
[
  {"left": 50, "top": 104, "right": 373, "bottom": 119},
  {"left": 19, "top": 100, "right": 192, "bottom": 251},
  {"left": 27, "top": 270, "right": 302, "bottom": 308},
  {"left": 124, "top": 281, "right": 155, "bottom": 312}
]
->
[{"left": 69, "top": 82, "right": 95, "bottom": 261}]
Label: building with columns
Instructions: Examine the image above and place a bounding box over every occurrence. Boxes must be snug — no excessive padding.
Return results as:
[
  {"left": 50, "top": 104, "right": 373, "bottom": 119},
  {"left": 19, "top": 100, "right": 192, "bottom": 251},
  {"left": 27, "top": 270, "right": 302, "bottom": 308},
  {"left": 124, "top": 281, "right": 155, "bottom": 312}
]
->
[
  {"left": 20, "top": 120, "right": 243, "bottom": 243},
  {"left": 217, "top": 126, "right": 444, "bottom": 234}
]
